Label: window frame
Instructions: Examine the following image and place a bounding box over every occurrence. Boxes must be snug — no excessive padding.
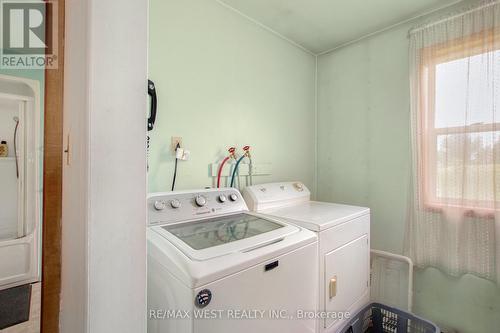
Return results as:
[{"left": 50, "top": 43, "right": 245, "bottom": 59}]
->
[{"left": 418, "top": 29, "right": 500, "bottom": 216}]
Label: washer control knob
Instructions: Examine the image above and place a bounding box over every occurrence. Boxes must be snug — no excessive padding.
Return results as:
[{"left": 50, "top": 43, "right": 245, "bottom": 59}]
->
[
  {"left": 229, "top": 193, "right": 238, "bottom": 202},
  {"left": 218, "top": 194, "right": 227, "bottom": 203},
  {"left": 170, "top": 199, "right": 181, "bottom": 209},
  {"left": 154, "top": 200, "right": 166, "bottom": 211},
  {"left": 195, "top": 195, "right": 207, "bottom": 207}
]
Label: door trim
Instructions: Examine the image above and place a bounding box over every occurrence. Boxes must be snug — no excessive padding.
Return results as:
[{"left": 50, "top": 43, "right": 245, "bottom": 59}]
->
[{"left": 41, "top": 0, "right": 65, "bottom": 332}]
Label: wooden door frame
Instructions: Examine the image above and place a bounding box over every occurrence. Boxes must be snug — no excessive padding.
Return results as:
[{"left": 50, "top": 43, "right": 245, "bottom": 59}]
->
[{"left": 41, "top": 0, "right": 64, "bottom": 332}]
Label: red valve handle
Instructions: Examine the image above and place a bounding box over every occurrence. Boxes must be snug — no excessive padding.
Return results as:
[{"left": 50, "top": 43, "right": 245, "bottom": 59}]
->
[
  {"left": 243, "top": 145, "right": 250, "bottom": 151},
  {"left": 228, "top": 147, "right": 236, "bottom": 154}
]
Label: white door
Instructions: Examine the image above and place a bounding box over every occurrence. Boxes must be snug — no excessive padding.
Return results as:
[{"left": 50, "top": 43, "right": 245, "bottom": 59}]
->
[
  {"left": 323, "top": 235, "right": 369, "bottom": 329},
  {"left": 0, "top": 81, "right": 42, "bottom": 290}
]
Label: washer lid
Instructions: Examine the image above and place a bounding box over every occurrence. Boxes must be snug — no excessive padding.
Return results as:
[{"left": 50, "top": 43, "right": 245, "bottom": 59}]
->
[
  {"left": 264, "top": 201, "right": 369, "bottom": 231},
  {"left": 151, "top": 212, "right": 301, "bottom": 261}
]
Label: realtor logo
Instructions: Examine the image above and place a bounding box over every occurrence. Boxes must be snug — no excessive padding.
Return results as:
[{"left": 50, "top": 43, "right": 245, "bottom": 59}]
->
[{"left": 1, "top": 0, "right": 58, "bottom": 69}]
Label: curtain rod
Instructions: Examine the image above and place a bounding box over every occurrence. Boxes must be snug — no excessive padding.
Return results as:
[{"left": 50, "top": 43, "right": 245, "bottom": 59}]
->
[{"left": 410, "top": 0, "right": 500, "bottom": 34}]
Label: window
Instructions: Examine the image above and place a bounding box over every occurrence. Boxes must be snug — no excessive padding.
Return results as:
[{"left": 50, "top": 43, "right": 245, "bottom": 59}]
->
[{"left": 420, "top": 31, "right": 500, "bottom": 213}]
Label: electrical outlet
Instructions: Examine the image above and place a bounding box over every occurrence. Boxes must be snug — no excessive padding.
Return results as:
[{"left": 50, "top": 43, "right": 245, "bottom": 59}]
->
[{"left": 171, "top": 136, "right": 182, "bottom": 152}]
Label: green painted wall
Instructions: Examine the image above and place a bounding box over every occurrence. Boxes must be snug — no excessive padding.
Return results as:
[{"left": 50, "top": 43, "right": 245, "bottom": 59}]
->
[
  {"left": 148, "top": 0, "right": 316, "bottom": 192},
  {"left": 316, "top": 2, "right": 500, "bottom": 332}
]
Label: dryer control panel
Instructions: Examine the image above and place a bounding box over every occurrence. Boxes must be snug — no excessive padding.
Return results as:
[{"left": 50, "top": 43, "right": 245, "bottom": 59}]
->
[
  {"left": 148, "top": 188, "right": 247, "bottom": 226},
  {"left": 242, "top": 181, "right": 311, "bottom": 211}
]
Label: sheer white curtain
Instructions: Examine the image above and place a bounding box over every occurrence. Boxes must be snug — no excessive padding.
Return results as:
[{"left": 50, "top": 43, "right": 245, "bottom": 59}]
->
[{"left": 406, "top": 1, "right": 500, "bottom": 282}]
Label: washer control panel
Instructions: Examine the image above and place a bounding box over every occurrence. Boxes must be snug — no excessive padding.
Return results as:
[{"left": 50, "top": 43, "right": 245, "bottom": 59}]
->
[{"left": 148, "top": 188, "right": 247, "bottom": 226}]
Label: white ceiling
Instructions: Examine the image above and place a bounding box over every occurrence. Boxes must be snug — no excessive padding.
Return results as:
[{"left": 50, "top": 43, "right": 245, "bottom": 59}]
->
[{"left": 218, "top": 0, "right": 462, "bottom": 54}]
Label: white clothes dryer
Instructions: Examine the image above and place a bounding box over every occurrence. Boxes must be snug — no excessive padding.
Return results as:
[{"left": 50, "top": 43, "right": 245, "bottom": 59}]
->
[{"left": 243, "top": 182, "right": 370, "bottom": 333}]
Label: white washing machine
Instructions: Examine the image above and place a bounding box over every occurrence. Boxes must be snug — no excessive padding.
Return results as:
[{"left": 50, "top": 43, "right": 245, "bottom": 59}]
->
[
  {"left": 147, "top": 187, "right": 319, "bottom": 333},
  {"left": 242, "top": 182, "right": 370, "bottom": 333}
]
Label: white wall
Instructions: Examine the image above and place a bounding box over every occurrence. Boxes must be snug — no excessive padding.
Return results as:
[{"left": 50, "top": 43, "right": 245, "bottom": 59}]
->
[
  {"left": 148, "top": 0, "right": 317, "bottom": 193},
  {"left": 61, "top": 0, "right": 89, "bottom": 331},
  {"left": 61, "top": 0, "right": 148, "bottom": 332}
]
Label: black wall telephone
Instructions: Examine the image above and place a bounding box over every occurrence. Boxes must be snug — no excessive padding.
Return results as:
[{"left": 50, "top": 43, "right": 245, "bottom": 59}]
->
[
  {"left": 147, "top": 79, "right": 157, "bottom": 170},
  {"left": 148, "top": 79, "right": 157, "bottom": 131}
]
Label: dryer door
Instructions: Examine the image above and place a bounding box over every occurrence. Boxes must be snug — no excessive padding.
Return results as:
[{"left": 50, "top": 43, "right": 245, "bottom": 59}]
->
[{"left": 323, "top": 234, "right": 369, "bottom": 330}]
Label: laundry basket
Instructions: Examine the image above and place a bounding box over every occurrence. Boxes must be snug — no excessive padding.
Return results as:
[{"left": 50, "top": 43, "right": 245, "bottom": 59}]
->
[{"left": 338, "top": 302, "right": 439, "bottom": 333}]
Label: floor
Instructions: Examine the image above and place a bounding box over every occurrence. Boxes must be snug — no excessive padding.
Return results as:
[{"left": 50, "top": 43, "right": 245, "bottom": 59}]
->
[{"left": 0, "top": 283, "right": 40, "bottom": 333}]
